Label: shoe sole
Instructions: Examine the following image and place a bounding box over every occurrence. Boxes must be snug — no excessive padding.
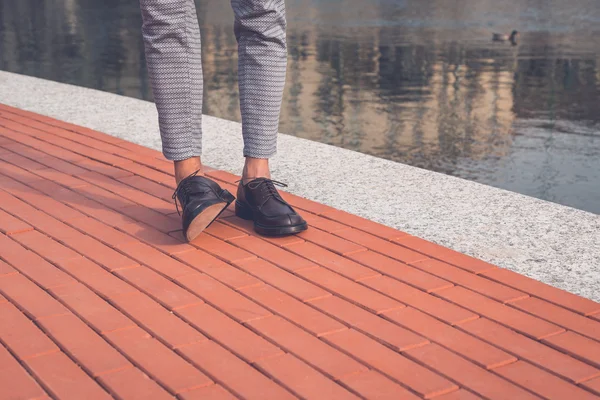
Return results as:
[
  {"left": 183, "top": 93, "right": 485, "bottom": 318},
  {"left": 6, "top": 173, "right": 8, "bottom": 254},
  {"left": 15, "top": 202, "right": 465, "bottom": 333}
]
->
[
  {"left": 185, "top": 202, "right": 229, "bottom": 242},
  {"left": 235, "top": 201, "right": 308, "bottom": 237}
]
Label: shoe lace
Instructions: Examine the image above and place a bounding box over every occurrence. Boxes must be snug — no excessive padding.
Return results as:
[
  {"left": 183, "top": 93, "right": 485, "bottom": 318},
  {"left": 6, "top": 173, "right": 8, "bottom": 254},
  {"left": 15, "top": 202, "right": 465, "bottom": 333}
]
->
[
  {"left": 172, "top": 169, "right": 210, "bottom": 216},
  {"left": 238, "top": 178, "right": 288, "bottom": 205},
  {"left": 252, "top": 178, "right": 287, "bottom": 204}
]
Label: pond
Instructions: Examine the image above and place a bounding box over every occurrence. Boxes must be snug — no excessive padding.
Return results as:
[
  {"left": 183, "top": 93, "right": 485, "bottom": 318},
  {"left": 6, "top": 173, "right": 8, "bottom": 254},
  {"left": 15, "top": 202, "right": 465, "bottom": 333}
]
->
[{"left": 1, "top": 0, "right": 599, "bottom": 214}]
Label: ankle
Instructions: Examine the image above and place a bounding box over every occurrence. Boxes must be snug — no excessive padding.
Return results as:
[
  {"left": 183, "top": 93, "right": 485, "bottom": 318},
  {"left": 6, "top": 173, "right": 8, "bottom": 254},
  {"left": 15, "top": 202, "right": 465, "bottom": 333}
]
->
[
  {"left": 174, "top": 157, "right": 204, "bottom": 185},
  {"left": 242, "top": 157, "right": 270, "bottom": 184}
]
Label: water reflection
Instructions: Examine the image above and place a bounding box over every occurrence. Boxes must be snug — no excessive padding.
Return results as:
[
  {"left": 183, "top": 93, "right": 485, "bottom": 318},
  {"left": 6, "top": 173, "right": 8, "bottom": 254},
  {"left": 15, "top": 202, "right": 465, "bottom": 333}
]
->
[{"left": 1, "top": 0, "right": 599, "bottom": 213}]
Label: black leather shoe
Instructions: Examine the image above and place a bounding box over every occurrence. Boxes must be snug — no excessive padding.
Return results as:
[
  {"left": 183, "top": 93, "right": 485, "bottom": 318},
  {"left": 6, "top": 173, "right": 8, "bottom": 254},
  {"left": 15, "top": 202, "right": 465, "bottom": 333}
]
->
[
  {"left": 235, "top": 178, "right": 308, "bottom": 236},
  {"left": 172, "top": 171, "right": 235, "bottom": 242}
]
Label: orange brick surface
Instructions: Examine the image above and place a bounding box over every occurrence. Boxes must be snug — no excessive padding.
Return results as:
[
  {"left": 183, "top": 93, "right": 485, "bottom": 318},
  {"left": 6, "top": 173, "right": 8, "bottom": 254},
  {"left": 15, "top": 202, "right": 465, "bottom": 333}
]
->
[{"left": 1, "top": 104, "right": 600, "bottom": 399}]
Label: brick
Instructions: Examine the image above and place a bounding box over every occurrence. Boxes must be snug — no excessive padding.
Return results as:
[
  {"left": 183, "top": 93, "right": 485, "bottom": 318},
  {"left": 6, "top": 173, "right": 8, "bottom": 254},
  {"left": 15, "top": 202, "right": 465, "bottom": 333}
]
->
[
  {"left": 349, "top": 251, "right": 453, "bottom": 292},
  {"left": 510, "top": 297, "right": 600, "bottom": 341},
  {"left": 320, "top": 209, "right": 407, "bottom": 240},
  {"left": 297, "top": 267, "right": 402, "bottom": 314},
  {"left": 73, "top": 182, "right": 136, "bottom": 210},
  {"left": 459, "top": 318, "right": 600, "bottom": 383},
  {"left": 582, "top": 377, "right": 600, "bottom": 395},
  {"left": 0, "top": 160, "right": 43, "bottom": 183},
  {"left": 0, "top": 234, "right": 75, "bottom": 288},
  {"left": 339, "top": 370, "right": 421, "bottom": 400},
  {"left": 25, "top": 352, "right": 112, "bottom": 400},
  {"left": 175, "top": 273, "right": 270, "bottom": 322},
  {"left": 2, "top": 142, "right": 49, "bottom": 161},
  {"left": 286, "top": 241, "right": 379, "bottom": 281},
  {"left": 393, "top": 236, "right": 496, "bottom": 274},
  {"left": 279, "top": 191, "right": 334, "bottom": 215},
  {"left": 6, "top": 184, "right": 87, "bottom": 223},
  {"left": 323, "top": 330, "right": 457, "bottom": 398},
  {"left": 179, "top": 384, "right": 237, "bottom": 400},
  {"left": 50, "top": 283, "right": 135, "bottom": 334},
  {"left": 0, "top": 130, "right": 80, "bottom": 163},
  {"left": 119, "top": 204, "right": 180, "bottom": 233},
  {"left": 175, "top": 303, "right": 282, "bottom": 363},
  {"left": 298, "top": 227, "right": 366, "bottom": 256},
  {"left": 138, "top": 157, "right": 173, "bottom": 175},
  {"left": 434, "top": 390, "right": 482, "bottom": 400},
  {"left": 67, "top": 217, "right": 136, "bottom": 249},
  {"left": 301, "top": 211, "right": 351, "bottom": 234},
  {"left": 0, "top": 274, "right": 70, "bottom": 320},
  {"left": 77, "top": 158, "right": 134, "bottom": 179},
  {"left": 309, "top": 296, "right": 428, "bottom": 351},
  {"left": 105, "top": 326, "right": 212, "bottom": 394},
  {"left": 34, "top": 168, "right": 87, "bottom": 188},
  {"left": 229, "top": 235, "right": 315, "bottom": 271},
  {"left": 1, "top": 151, "right": 48, "bottom": 170},
  {"left": 496, "top": 361, "right": 599, "bottom": 400},
  {"left": 383, "top": 307, "right": 516, "bottom": 369},
  {"left": 404, "top": 343, "right": 538, "bottom": 400},
  {"left": 0, "top": 259, "right": 17, "bottom": 277},
  {"left": 204, "top": 221, "right": 247, "bottom": 240},
  {"left": 33, "top": 155, "right": 88, "bottom": 176},
  {"left": 221, "top": 216, "right": 305, "bottom": 246},
  {"left": 79, "top": 171, "right": 173, "bottom": 213},
  {"left": 69, "top": 198, "right": 137, "bottom": 228},
  {"left": 26, "top": 178, "right": 81, "bottom": 203},
  {"left": 57, "top": 257, "right": 139, "bottom": 299},
  {"left": 38, "top": 314, "right": 131, "bottom": 377},
  {"left": 0, "top": 239, "right": 74, "bottom": 289},
  {"left": 98, "top": 367, "right": 173, "bottom": 400},
  {"left": 111, "top": 139, "right": 162, "bottom": 157},
  {"left": 177, "top": 340, "right": 295, "bottom": 400},
  {"left": 191, "top": 233, "right": 257, "bottom": 263},
  {"left": 412, "top": 259, "right": 527, "bottom": 302},
  {"left": 335, "top": 229, "right": 427, "bottom": 264},
  {"left": 11, "top": 230, "right": 80, "bottom": 264},
  {"left": 240, "top": 284, "right": 346, "bottom": 336},
  {"left": 8, "top": 210, "right": 136, "bottom": 273},
  {"left": 110, "top": 292, "right": 206, "bottom": 349},
  {"left": 62, "top": 233, "right": 139, "bottom": 272},
  {"left": 119, "top": 222, "right": 194, "bottom": 255},
  {"left": 119, "top": 162, "right": 172, "bottom": 185},
  {"left": 257, "top": 353, "right": 360, "bottom": 399},
  {"left": 437, "top": 286, "right": 564, "bottom": 339},
  {"left": 247, "top": 316, "right": 367, "bottom": 379},
  {"left": 233, "top": 258, "right": 328, "bottom": 301},
  {"left": 116, "top": 242, "right": 195, "bottom": 280},
  {"left": 0, "top": 343, "right": 48, "bottom": 400},
  {"left": 543, "top": 331, "right": 600, "bottom": 368},
  {"left": 0, "top": 302, "right": 59, "bottom": 360},
  {"left": 362, "top": 275, "right": 477, "bottom": 324},
  {"left": 174, "top": 250, "right": 261, "bottom": 290},
  {"left": 0, "top": 209, "right": 33, "bottom": 235},
  {"left": 114, "top": 266, "right": 201, "bottom": 310}
]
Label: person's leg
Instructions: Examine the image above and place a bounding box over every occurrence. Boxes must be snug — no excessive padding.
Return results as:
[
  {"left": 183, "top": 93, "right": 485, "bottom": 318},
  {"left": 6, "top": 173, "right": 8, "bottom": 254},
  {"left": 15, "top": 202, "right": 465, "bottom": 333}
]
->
[
  {"left": 230, "top": 0, "right": 288, "bottom": 182},
  {"left": 139, "top": 0, "right": 204, "bottom": 184},
  {"left": 231, "top": 0, "right": 307, "bottom": 236},
  {"left": 139, "top": 0, "right": 235, "bottom": 241}
]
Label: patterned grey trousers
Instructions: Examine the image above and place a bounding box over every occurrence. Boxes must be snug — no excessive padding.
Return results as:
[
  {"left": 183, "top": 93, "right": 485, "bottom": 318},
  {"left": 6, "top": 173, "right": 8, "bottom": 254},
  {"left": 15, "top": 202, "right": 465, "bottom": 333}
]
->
[{"left": 139, "top": 0, "right": 287, "bottom": 160}]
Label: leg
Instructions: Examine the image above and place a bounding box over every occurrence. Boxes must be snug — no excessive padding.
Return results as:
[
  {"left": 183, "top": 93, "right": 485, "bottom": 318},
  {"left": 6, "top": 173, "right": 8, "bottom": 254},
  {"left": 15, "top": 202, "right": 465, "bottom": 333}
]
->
[
  {"left": 139, "top": 0, "right": 204, "bottom": 183},
  {"left": 231, "top": 0, "right": 307, "bottom": 236},
  {"left": 139, "top": 0, "right": 235, "bottom": 242},
  {"left": 230, "top": 0, "right": 288, "bottom": 180}
]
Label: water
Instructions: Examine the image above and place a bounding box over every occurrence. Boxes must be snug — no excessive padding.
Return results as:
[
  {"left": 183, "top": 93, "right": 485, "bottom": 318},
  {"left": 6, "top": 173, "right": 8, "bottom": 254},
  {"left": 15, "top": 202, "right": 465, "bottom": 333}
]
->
[{"left": 1, "top": 0, "right": 599, "bottom": 214}]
